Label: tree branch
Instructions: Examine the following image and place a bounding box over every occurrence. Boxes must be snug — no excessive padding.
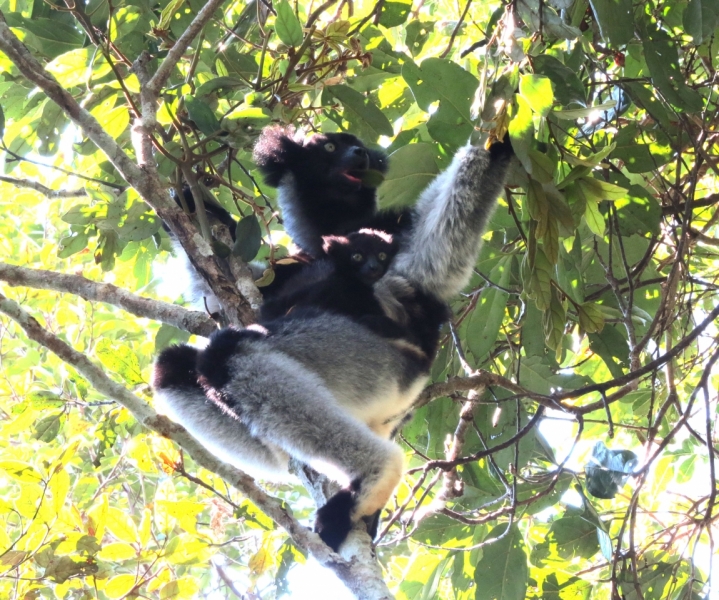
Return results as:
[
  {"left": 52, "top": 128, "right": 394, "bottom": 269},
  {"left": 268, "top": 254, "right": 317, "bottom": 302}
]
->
[
  {"left": 0, "top": 176, "right": 86, "bottom": 198},
  {"left": 0, "top": 292, "right": 393, "bottom": 600},
  {"left": 0, "top": 262, "right": 216, "bottom": 337}
]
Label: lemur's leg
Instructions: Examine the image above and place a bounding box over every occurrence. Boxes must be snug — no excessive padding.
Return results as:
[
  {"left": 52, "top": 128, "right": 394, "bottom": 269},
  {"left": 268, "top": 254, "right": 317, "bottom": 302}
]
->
[
  {"left": 390, "top": 139, "right": 513, "bottom": 301},
  {"left": 198, "top": 329, "right": 404, "bottom": 550},
  {"left": 153, "top": 345, "right": 289, "bottom": 480}
]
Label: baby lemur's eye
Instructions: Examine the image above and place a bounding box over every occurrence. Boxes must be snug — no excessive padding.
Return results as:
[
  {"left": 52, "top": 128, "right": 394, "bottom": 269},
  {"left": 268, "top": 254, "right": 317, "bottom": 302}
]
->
[
  {"left": 351, "top": 253, "right": 363, "bottom": 262},
  {"left": 324, "top": 142, "right": 336, "bottom": 152},
  {"left": 378, "top": 252, "right": 387, "bottom": 261}
]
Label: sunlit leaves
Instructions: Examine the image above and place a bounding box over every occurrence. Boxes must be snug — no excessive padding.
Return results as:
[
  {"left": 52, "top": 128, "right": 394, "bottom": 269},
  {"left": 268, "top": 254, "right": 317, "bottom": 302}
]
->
[
  {"left": 474, "top": 524, "right": 528, "bottom": 600},
  {"left": 378, "top": 143, "right": 439, "bottom": 208},
  {"left": 184, "top": 95, "right": 221, "bottom": 136},
  {"left": 402, "top": 58, "right": 479, "bottom": 146},
  {"left": 274, "top": 0, "right": 304, "bottom": 47},
  {"left": 588, "top": 0, "right": 636, "bottom": 46},
  {"left": 326, "top": 85, "right": 393, "bottom": 140},
  {"left": 232, "top": 214, "right": 263, "bottom": 262},
  {"left": 519, "top": 74, "right": 554, "bottom": 116},
  {"left": 683, "top": 0, "right": 719, "bottom": 44}
]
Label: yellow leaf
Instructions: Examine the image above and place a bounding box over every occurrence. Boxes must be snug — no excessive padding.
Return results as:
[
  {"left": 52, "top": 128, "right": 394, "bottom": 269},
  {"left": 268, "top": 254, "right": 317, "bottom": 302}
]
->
[
  {"left": 154, "top": 500, "right": 204, "bottom": 534},
  {"left": 106, "top": 508, "right": 139, "bottom": 543},
  {"left": 139, "top": 508, "right": 152, "bottom": 548},
  {"left": 128, "top": 436, "right": 156, "bottom": 473},
  {"left": 249, "top": 546, "right": 270, "bottom": 577},
  {"left": 15, "top": 482, "right": 43, "bottom": 519},
  {"left": 98, "top": 542, "right": 137, "bottom": 561},
  {"left": 104, "top": 574, "right": 137, "bottom": 599},
  {"left": 87, "top": 495, "right": 109, "bottom": 541},
  {"left": 49, "top": 468, "right": 70, "bottom": 516},
  {"left": 159, "top": 577, "right": 200, "bottom": 600},
  {"left": 0, "top": 460, "right": 43, "bottom": 483}
]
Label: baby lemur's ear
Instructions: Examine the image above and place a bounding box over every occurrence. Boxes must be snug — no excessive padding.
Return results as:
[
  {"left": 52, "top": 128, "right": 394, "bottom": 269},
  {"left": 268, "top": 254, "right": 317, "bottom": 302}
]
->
[
  {"left": 253, "top": 126, "right": 304, "bottom": 187},
  {"left": 321, "top": 235, "right": 351, "bottom": 256}
]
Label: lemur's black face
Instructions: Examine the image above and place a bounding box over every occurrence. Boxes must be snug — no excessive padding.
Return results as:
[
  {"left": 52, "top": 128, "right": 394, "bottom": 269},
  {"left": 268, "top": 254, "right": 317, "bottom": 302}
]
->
[
  {"left": 325, "top": 230, "right": 398, "bottom": 285},
  {"left": 302, "top": 133, "right": 388, "bottom": 191},
  {"left": 253, "top": 127, "right": 388, "bottom": 192}
]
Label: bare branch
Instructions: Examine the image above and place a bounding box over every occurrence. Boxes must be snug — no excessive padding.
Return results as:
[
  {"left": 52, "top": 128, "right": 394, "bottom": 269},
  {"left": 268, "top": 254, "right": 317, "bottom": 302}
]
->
[
  {"left": 0, "top": 262, "right": 216, "bottom": 337},
  {"left": 0, "top": 292, "right": 393, "bottom": 600},
  {"left": 0, "top": 176, "right": 86, "bottom": 198}
]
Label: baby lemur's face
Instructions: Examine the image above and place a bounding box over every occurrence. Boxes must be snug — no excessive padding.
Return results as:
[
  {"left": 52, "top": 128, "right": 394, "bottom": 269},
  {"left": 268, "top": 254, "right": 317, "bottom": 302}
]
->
[{"left": 324, "top": 229, "right": 398, "bottom": 285}]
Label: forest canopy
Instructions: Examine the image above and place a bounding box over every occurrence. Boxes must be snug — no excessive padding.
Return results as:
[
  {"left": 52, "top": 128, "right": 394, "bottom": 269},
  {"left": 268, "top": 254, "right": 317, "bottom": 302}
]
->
[{"left": 0, "top": 0, "right": 717, "bottom": 598}]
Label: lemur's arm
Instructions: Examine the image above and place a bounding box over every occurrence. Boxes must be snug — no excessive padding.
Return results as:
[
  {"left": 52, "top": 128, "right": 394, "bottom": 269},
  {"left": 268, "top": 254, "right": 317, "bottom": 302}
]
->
[{"left": 389, "top": 139, "right": 513, "bottom": 301}]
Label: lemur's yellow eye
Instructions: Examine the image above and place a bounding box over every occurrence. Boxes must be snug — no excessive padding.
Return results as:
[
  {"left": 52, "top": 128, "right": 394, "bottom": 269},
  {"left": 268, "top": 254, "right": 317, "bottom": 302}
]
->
[
  {"left": 324, "top": 142, "right": 336, "bottom": 152},
  {"left": 351, "top": 253, "right": 363, "bottom": 262},
  {"left": 378, "top": 252, "right": 387, "bottom": 261}
]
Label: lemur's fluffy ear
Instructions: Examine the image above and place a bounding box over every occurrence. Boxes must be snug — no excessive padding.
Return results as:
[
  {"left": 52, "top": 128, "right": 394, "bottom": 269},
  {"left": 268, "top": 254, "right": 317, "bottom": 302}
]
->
[
  {"left": 322, "top": 235, "right": 350, "bottom": 255},
  {"left": 253, "top": 126, "right": 303, "bottom": 187}
]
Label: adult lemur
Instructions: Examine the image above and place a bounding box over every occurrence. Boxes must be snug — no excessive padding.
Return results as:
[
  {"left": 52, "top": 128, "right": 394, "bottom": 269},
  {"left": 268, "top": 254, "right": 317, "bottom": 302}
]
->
[{"left": 153, "top": 135, "right": 513, "bottom": 551}]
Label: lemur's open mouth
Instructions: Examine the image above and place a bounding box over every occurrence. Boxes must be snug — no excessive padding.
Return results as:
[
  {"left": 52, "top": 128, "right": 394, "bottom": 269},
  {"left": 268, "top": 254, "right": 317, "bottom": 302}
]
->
[{"left": 343, "top": 170, "right": 365, "bottom": 185}]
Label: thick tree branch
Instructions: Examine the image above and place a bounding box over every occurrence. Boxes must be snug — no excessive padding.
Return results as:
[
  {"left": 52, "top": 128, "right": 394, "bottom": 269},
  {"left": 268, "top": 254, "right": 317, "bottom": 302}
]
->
[
  {"left": 0, "top": 262, "right": 216, "bottom": 337},
  {"left": 0, "top": 292, "right": 393, "bottom": 600}
]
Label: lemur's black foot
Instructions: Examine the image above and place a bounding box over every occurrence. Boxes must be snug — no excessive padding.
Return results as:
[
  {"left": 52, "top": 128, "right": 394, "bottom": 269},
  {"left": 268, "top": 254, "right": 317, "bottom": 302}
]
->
[{"left": 315, "top": 490, "right": 355, "bottom": 552}]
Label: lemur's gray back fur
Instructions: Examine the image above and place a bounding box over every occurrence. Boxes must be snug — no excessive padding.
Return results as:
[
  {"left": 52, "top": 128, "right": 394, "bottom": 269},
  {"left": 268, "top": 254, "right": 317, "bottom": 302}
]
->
[{"left": 153, "top": 139, "right": 512, "bottom": 550}]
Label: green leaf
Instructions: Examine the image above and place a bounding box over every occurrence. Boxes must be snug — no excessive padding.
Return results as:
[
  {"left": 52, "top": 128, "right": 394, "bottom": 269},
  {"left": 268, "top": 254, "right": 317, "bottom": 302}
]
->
[
  {"left": 95, "top": 339, "right": 143, "bottom": 386},
  {"left": 508, "top": 95, "right": 534, "bottom": 172},
  {"left": 466, "top": 256, "right": 513, "bottom": 361},
  {"left": 157, "top": 0, "right": 185, "bottom": 31},
  {"left": 195, "top": 76, "right": 247, "bottom": 98},
  {"left": 519, "top": 355, "right": 592, "bottom": 395},
  {"left": 378, "top": 0, "right": 412, "bottom": 26},
  {"left": 326, "top": 85, "right": 393, "bottom": 140},
  {"left": 683, "top": 0, "right": 719, "bottom": 45},
  {"left": 552, "top": 101, "right": 616, "bottom": 119},
  {"left": 4, "top": 14, "right": 85, "bottom": 58},
  {"left": 155, "top": 324, "right": 191, "bottom": 352},
  {"left": 588, "top": 0, "right": 635, "bottom": 46},
  {"left": 584, "top": 200, "right": 605, "bottom": 236},
  {"left": 577, "top": 302, "right": 605, "bottom": 334},
  {"left": 274, "top": 0, "right": 304, "bottom": 47},
  {"left": 402, "top": 58, "right": 478, "bottom": 146},
  {"left": 58, "top": 232, "right": 89, "bottom": 258},
  {"left": 378, "top": 143, "right": 438, "bottom": 208},
  {"left": 33, "top": 413, "right": 63, "bottom": 443},
  {"left": 588, "top": 325, "right": 628, "bottom": 378},
  {"left": 526, "top": 179, "right": 550, "bottom": 235},
  {"left": 405, "top": 21, "right": 434, "bottom": 57},
  {"left": 184, "top": 95, "right": 222, "bottom": 136},
  {"left": 615, "top": 185, "right": 662, "bottom": 236},
  {"left": 519, "top": 74, "right": 554, "bottom": 116},
  {"left": 546, "top": 516, "right": 601, "bottom": 560},
  {"left": 532, "top": 55, "right": 586, "bottom": 107},
  {"left": 232, "top": 214, "right": 262, "bottom": 262},
  {"left": 474, "top": 524, "right": 528, "bottom": 600},
  {"left": 642, "top": 31, "right": 704, "bottom": 113},
  {"left": 543, "top": 285, "right": 566, "bottom": 353}
]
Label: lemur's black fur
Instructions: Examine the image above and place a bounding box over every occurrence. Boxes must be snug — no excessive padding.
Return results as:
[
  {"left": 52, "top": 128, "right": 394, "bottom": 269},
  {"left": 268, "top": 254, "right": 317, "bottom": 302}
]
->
[{"left": 260, "top": 229, "right": 398, "bottom": 323}]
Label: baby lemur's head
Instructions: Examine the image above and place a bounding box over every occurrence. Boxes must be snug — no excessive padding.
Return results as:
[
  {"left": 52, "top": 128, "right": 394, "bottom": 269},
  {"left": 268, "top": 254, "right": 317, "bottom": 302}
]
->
[{"left": 323, "top": 229, "right": 398, "bottom": 285}]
